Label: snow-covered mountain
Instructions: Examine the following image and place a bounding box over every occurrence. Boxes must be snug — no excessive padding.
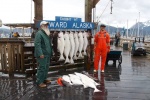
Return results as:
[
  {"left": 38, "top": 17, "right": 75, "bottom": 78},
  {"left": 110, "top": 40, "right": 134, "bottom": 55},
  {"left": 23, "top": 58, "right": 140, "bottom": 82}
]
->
[
  {"left": 142, "top": 20, "right": 150, "bottom": 27},
  {"left": 129, "top": 20, "right": 150, "bottom": 36},
  {"left": 130, "top": 20, "right": 150, "bottom": 28}
]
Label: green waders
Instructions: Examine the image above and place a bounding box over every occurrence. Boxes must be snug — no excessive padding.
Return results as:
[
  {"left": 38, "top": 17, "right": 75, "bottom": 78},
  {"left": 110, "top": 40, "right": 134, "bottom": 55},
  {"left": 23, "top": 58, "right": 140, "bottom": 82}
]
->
[{"left": 36, "top": 56, "right": 50, "bottom": 85}]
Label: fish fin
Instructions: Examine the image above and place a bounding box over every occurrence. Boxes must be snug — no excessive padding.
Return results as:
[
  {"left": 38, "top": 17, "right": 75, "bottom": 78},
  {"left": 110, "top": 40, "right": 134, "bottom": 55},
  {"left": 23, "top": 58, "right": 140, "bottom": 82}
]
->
[
  {"left": 94, "top": 88, "right": 102, "bottom": 92},
  {"left": 83, "top": 84, "right": 88, "bottom": 88},
  {"left": 95, "top": 82, "right": 100, "bottom": 86}
]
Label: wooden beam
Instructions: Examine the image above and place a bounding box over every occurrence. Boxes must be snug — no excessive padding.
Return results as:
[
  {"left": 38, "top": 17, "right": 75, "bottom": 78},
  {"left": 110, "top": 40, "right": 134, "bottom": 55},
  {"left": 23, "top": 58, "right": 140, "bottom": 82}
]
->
[{"left": 92, "top": 0, "right": 100, "bottom": 8}]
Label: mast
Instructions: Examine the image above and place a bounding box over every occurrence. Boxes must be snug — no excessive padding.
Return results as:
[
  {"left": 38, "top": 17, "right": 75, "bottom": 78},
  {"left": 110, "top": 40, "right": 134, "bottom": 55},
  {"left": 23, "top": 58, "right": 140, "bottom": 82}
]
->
[
  {"left": 0, "top": 19, "right": 2, "bottom": 27},
  {"left": 135, "top": 19, "right": 137, "bottom": 37},
  {"left": 137, "top": 12, "right": 140, "bottom": 37},
  {"left": 126, "top": 20, "right": 128, "bottom": 38}
]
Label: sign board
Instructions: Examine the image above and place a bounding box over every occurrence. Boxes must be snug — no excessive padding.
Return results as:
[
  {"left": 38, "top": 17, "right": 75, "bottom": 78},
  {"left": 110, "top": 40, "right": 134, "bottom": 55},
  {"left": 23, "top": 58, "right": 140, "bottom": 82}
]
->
[
  {"left": 55, "top": 16, "right": 82, "bottom": 22},
  {"left": 36, "top": 16, "right": 94, "bottom": 29},
  {"left": 48, "top": 21, "right": 94, "bottom": 29}
]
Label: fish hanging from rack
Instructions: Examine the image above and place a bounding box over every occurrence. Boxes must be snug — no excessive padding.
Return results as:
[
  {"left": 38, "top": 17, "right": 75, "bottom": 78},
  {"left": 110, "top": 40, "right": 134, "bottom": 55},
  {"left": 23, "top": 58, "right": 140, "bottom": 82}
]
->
[
  {"left": 83, "top": 31, "right": 88, "bottom": 55},
  {"left": 57, "top": 32, "right": 65, "bottom": 61},
  {"left": 64, "top": 32, "right": 71, "bottom": 63},
  {"left": 69, "top": 32, "right": 75, "bottom": 63},
  {"left": 78, "top": 31, "right": 84, "bottom": 58},
  {"left": 74, "top": 31, "right": 79, "bottom": 60}
]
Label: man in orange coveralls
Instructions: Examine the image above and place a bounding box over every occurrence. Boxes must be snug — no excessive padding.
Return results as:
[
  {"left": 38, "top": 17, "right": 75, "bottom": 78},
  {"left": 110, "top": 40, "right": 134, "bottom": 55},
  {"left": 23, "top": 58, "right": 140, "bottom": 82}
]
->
[{"left": 94, "top": 24, "right": 110, "bottom": 73}]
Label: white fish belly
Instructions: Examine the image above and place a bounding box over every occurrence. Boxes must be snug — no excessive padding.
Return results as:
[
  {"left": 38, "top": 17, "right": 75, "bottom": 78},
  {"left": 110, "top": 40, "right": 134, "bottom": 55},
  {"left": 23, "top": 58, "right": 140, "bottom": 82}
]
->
[{"left": 64, "top": 33, "right": 71, "bottom": 63}]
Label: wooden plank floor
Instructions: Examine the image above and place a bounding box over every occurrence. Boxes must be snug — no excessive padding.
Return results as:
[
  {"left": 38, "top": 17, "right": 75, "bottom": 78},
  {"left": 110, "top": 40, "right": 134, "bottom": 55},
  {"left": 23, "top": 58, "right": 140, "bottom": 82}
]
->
[{"left": 0, "top": 47, "right": 150, "bottom": 100}]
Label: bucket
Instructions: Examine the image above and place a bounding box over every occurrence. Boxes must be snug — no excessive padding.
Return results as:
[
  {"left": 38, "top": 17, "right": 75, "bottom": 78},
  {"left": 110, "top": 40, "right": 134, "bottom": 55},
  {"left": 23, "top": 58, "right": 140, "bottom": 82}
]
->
[{"left": 123, "top": 42, "right": 128, "bottom": 50}]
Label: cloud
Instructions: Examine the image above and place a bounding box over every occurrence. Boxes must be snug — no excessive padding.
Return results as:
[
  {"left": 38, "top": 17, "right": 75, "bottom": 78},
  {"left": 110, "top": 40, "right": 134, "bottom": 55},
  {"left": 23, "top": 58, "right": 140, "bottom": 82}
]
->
[
  {"left": 0, "top": 0, "right": 32, "bottom": 23},
  {"left": 96, "top": 0, "right": 150, "bottom": 28},
  {"left": 0, "top": 0, "right": 150, "bottom": 29},
  {"left": 43, "top": 0, "right": 84, "bottom": 21}
]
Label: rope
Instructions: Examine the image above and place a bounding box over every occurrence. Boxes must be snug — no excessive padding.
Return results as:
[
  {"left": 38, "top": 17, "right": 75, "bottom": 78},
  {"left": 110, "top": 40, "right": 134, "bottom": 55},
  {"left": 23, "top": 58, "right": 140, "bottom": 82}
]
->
[
  {"left": 97, "top": 0, "right": 111, "bottom": 23},
  {"left": 30, "top": 0, "right": 32, "bottom": 23},
  {"left": 30, "top": 0, "right": 33, "bottom": 33}
]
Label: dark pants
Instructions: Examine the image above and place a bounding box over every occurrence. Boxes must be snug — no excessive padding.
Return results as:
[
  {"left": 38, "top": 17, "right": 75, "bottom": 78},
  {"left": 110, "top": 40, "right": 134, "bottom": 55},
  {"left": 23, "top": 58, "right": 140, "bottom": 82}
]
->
[
  {"left": 36, "top": 56, "right": 50, "bottom": 85},
  {"left": 115, "top": 39, "right": 119, "bottom": 46}
]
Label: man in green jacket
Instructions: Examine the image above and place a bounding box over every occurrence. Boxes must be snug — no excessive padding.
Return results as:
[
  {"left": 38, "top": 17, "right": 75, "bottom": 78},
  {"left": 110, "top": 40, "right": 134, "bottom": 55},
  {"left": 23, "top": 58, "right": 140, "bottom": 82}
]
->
[{"left": 34, "top": 21, "right": 52, "bottom": 88}]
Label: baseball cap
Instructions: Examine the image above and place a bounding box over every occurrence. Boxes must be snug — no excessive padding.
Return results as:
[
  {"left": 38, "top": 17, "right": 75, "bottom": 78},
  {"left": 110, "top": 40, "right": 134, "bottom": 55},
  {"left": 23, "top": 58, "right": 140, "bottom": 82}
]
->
[
  {"left": 40, "top": 21, "right": 49, "bottom": 26},
  {"left": 100, "top": 24, "right": 106, "bottom": 27}
]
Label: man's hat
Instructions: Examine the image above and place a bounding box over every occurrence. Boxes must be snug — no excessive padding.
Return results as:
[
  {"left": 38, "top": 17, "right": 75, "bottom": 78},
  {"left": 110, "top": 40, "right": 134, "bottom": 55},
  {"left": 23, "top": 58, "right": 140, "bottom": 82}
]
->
[
  {"left": 100, "top": 24, "right": 106, "bottom": 27},
  {"left": 40, "top": 21, "right": 49, "bottom": 26}
]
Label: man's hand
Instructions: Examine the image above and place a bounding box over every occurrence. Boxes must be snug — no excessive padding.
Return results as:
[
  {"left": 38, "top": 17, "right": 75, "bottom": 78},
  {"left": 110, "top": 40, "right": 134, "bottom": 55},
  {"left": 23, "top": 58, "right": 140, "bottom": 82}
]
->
[
  {"left": 107, "top": 46, "right": 110, "bottom": 53},
  {"left": 94, "top": 42, "right": 96, "bottom": 51},
  {"left": 40, "top": 55, "right": 44, "bottom": 58}
]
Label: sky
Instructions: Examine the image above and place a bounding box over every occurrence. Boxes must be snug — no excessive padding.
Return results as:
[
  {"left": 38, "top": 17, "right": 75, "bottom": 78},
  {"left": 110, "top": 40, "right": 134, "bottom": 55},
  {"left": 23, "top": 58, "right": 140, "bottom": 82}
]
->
[{"left": 0, "top": 0, "right": 150, "bottom": 28}]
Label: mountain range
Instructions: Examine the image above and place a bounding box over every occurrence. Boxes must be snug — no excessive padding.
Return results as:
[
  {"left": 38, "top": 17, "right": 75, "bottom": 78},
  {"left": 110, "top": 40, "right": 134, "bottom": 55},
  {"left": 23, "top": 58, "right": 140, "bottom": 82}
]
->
[
  {"left": 0, "top": 28, "right": 11, "bottom": 34},
  {"left": 102, "top": 20, "right": 150, "bottom": 36},
  {"left": 129, "top": 20, "right": 150, "bottom": 36},
  {"left": 1, "top": 20, "right": 150, "bottom": 37}
]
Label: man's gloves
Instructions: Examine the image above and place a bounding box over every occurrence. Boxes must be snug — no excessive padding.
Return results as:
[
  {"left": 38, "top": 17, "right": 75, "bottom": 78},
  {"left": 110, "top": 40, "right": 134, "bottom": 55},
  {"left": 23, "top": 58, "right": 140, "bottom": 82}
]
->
[{"left": 40, "top": 55, "right": 44, "bottom": 58}]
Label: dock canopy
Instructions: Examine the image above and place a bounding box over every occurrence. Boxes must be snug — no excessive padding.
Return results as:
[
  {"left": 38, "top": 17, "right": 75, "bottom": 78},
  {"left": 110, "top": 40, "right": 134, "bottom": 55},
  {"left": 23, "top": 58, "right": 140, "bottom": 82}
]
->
[{"left": 3, "top": 23, "right": 34, "bottom": 28}]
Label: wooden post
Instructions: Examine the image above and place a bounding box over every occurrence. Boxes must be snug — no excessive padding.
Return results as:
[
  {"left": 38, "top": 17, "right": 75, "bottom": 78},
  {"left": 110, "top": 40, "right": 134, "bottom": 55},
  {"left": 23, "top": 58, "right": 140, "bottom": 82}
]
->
[
  {"left": 86, "top": 30, "right": 93, "bottom": 70},
  {"left": 85, "top": 0, "right": 92, "bottom": 22},
  {"left": 7, "top": 43, "right": 14, "bottom": 77},
  {"left": 84, "top": 55, "right": 88, "bottom": 70},
  {"left": 33, "top": 0, "right": 43, "bottom": 28},
  {"left": 20, "top": 42, "right": 25, "bottom": 72}
]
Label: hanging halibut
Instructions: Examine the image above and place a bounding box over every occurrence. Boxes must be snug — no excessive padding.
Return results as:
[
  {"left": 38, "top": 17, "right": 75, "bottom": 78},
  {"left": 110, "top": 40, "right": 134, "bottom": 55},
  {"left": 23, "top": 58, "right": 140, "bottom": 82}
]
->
[
  {"left": 64, "top": 32, "right": 71, "bottom": 63},
  {"left": 83, "top": 32, "right": 88, "bottom": 55},
  {"left": 57, "top": 32, "right": 65, "bottom": 61},
  {"left": 78, "top": 32, "right": 84, "bottom": 58},
  {"left": 69, "top": 32, "right": 75, "bottom": 63},
  {"left": 73, "top": 32, "right": 79, "bottom": 60}
]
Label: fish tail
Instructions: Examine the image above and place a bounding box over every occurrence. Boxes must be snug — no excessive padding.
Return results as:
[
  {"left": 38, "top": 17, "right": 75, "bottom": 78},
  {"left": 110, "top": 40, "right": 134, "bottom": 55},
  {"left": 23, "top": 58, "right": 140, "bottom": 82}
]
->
[
  {"left": 73, "top": 55, "right": 77, "bottom": 60},
  {"left": 59, "top": 55, "right": 65, "bottom": 61},
  {"left": 70, "top": 59, "right": 74, "bottom": 64},
  {"left": 65, "top": 57, "right": 70, "bottom": 63},
  {"left": 83, "top": 51, "right": 87, "bottom": 55},
  {"left": 78, "top": 52, "right": 83, "bottom": 58}
]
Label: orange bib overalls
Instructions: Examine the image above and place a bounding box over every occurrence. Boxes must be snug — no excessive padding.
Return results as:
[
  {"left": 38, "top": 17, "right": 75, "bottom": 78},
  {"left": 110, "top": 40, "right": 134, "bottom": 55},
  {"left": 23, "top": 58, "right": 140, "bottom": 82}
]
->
[{"left": 94, "top": 30, "right": 110, "bottom": 71}]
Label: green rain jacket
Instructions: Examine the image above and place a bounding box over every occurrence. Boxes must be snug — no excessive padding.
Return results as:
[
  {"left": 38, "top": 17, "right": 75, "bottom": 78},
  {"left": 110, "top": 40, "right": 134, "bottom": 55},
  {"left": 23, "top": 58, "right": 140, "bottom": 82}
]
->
[{"left": 34, "top": 29, "right": 52, "bottom": 57}]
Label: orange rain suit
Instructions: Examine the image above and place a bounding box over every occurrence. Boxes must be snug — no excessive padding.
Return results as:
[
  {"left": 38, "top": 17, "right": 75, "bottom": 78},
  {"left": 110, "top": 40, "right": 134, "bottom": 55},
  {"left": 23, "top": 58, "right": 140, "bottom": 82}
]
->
[{"left": 94, "top": 30, "right": 110, "bottom": 71}]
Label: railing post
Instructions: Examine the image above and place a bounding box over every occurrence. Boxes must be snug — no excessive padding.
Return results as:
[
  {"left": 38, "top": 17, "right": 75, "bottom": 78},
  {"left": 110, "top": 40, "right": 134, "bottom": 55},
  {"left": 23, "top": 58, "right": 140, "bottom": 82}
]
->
[
  {"left": 7, "top": 43, "right": 14, "bottom": 77},
  {"left": 84, "top": 55, "right": 88, "bottom": 70}
]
